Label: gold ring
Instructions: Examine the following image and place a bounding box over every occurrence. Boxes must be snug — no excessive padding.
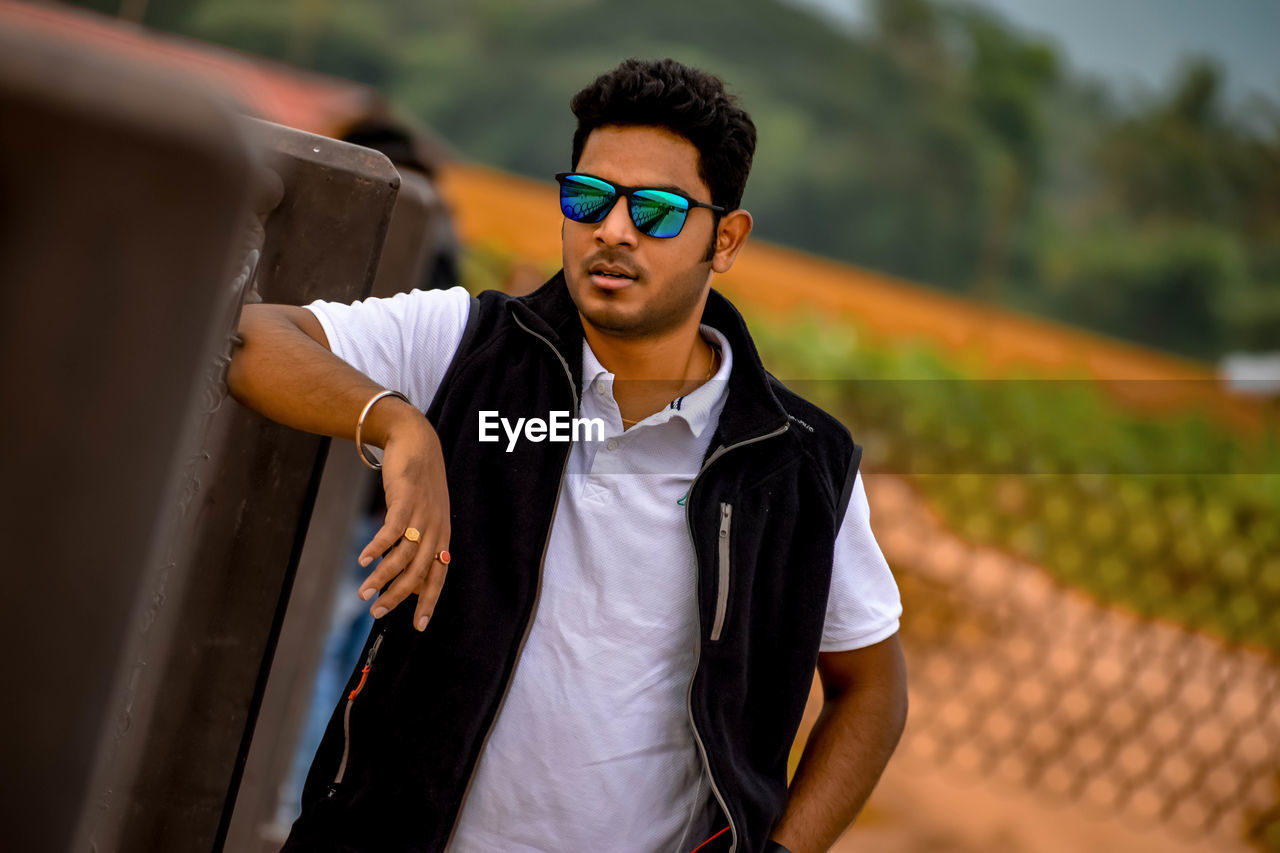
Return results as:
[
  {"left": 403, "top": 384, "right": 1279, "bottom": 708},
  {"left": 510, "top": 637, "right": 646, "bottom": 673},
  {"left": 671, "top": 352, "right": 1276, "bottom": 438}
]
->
[
  {"left": 403, "top": 527, "right": 421, "bottom": 543},
  {"left": 435, "top": 550, "right": 451, "bottom": 565}
]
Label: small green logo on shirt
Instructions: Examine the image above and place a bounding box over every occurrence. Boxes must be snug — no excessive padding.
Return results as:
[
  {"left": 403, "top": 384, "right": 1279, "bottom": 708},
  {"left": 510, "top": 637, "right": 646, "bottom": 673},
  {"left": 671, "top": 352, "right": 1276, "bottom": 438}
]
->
[{"left": 677, "top": 492, "right": 688, "bottom": 506}]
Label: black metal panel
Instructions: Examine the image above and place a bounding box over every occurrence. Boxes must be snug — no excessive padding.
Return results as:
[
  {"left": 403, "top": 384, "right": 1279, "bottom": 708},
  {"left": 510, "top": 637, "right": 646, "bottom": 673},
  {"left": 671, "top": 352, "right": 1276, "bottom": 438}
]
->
[
  {"left": 102, "top": 121, "right": 401, "bottom": 853},
  {"left": 224, "top": 165, "right": 449, "bottom": 852},
  {"left": 0, "top": 20, "right": 257, "bottom": 853},
  {"left": 371, "top": 168, "right": 454, "bottom": 296}
]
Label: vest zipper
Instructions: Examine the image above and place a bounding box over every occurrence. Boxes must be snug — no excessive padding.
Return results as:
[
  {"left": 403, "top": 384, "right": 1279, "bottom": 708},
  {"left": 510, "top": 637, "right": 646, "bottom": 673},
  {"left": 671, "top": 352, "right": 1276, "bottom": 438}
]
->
[
  {"left": 684, "top": 421, "right": 789, "bottom": 853},
  {"left": 443, "top": 314, "right": 578, "bottom": 847},
  {"left": 710, "top": 502, "right": 732, "bottom": 642},
  {"left": 327, "top": 630, "right": 385, "bottom": 796}
]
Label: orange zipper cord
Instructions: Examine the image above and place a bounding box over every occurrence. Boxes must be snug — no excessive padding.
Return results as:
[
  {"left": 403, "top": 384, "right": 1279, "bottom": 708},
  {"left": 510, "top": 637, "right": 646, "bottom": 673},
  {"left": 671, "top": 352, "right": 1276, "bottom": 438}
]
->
[{"left": 348, "top": 664, "right": 370, "bottom": 700}]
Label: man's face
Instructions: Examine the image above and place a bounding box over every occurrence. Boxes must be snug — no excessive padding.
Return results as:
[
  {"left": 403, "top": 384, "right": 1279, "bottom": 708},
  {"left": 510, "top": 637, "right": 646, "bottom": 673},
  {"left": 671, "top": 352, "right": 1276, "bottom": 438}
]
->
[{"left": 562, "top": 125, "right": 719, "bottom": 340}]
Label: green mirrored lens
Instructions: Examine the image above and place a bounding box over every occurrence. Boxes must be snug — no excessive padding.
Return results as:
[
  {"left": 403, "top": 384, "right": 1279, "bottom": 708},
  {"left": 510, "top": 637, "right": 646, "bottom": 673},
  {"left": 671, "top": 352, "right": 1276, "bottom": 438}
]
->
[
  {"left": 560, "top": 175, "right": 617, "bottom": 223},
  {"left": 631, "top": 190, "right": 689, "bottom": 238},
  {"left": 557, "top": 175, "right": 693, "bottom": 238}
]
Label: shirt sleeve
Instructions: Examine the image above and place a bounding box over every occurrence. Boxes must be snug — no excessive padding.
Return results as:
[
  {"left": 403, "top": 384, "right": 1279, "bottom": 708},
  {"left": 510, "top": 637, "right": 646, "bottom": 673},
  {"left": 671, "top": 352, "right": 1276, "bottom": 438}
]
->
[
  {"left": 820, "top": 470, "right": 902, "bottom": 652},
  {"left": 305, "top": 286, "right": 472, "bottom": 412}
]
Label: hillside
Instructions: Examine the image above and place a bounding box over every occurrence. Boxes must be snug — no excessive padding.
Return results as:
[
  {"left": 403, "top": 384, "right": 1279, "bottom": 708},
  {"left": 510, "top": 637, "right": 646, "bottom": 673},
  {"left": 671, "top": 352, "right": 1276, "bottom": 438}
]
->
[{"left": 68, "top": 0, "right": 1280, "bottom": 360}]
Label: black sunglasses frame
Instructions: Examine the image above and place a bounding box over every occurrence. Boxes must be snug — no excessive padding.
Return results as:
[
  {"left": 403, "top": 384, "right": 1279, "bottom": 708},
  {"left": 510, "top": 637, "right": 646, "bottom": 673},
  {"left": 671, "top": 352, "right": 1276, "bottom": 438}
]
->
[{"left": 555, "top": 171, "right": 727, "bottom": 238}]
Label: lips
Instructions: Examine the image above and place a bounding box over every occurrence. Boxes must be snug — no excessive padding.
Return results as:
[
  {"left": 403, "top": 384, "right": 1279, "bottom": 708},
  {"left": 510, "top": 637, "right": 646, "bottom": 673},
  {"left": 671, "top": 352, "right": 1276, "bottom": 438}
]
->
[{"left": 586, "top": 260, "right": 639, "bottom": 290}]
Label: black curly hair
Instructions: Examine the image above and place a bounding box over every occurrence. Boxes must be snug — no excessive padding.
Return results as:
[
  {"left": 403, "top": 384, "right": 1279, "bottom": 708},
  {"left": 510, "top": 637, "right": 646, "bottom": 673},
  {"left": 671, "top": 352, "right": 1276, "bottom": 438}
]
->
[{"left": 569, "top": 59, "right": 757, "bottom": 212}]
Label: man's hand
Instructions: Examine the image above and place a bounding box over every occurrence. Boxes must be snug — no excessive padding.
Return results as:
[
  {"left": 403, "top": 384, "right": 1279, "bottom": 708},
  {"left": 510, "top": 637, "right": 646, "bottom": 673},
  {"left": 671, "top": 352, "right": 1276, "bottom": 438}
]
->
[
  {"left": 228, "top": 302, "right": 454, "bottom": 631},
  {"left": 354, "top": 414, "right": 452, "bottom": 632}
]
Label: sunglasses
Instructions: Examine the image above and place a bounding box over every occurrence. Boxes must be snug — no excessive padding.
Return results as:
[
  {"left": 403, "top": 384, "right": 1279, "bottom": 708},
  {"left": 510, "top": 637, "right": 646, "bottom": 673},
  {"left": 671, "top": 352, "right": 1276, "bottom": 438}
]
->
[{"left": 555, "top": 172, "right": 726, "bottom": 239}]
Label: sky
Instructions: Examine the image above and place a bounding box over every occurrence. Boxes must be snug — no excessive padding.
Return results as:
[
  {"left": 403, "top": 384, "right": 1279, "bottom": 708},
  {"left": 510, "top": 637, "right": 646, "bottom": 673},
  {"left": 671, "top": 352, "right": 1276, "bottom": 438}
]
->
[{"left": 787, "top": 0, "right": 1280, "bottom": 102}]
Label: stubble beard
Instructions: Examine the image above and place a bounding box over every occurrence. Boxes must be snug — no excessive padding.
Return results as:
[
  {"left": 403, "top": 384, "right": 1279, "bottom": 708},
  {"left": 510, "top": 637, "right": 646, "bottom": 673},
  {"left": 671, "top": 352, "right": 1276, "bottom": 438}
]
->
[{"left": 571, "top": 264, "right": 712, "bottom": 340}]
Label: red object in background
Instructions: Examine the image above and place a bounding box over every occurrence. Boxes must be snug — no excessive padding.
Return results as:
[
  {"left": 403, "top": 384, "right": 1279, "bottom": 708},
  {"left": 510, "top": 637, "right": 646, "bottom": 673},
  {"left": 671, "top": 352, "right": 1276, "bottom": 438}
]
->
[{"left": 0, "top": 0, "right": 406, "bottom": 140}]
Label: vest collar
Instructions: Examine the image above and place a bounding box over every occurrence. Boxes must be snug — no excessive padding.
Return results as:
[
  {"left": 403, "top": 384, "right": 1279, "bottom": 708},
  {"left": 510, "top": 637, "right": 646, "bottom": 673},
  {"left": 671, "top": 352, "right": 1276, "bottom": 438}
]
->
[{"left": 509, "top": 270, "right": 790, "bottom": 447}]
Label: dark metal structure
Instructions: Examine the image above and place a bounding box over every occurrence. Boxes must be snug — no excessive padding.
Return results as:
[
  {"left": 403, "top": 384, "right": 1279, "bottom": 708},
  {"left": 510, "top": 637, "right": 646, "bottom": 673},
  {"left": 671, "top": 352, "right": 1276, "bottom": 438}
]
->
[
  {"left": 0, "top": 22, "right": 258, "bottom": 853},
  {"left": 223, "top": 157, "right": 454, "bottom": 853},
  {"left": 0, "top": 8, "right": 447, "bottom": 851},
  {"left": 88, "top": 121, "right": 401, "bottom": 853}
]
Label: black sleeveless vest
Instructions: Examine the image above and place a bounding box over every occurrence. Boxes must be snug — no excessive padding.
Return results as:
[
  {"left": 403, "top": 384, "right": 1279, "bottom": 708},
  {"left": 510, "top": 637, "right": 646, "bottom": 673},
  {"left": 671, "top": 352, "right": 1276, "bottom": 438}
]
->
[{"left": 285, "top": 273, "right": 860, "bottom": 853}]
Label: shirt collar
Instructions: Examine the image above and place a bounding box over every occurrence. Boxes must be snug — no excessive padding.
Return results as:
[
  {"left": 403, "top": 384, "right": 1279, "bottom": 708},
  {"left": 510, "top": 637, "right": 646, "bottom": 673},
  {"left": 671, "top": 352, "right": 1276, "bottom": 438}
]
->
[
  {"left": 513, "top": 274, "right": 790, "bottom": 446},
  {"left": 581, "top": 325, "right": 733, "bottom": 439}
]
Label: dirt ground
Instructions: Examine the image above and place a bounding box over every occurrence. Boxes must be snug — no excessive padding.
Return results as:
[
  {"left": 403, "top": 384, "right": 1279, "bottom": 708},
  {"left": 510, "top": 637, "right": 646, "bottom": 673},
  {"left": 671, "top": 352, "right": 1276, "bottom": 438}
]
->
[
  {"left": 792, "top": 673, "right": 1255, "bottom": 853},
  {"left": 806, "top": 473, "right": 1272, "bottom": 853},
  {"left": 834, "top": 751, "right": 1251, "bottom": 853}
]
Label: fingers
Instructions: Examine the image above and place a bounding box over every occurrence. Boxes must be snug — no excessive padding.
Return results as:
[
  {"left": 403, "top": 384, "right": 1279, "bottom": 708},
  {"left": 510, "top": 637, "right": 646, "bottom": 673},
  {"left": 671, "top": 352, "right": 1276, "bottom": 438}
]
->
[
  {"left": 356, "top": 515, "right": 419, "bottom": 598},
  {"left": 359, "top": 421, "right": 452, "bottom": 631},
  {"left": 412, "top": 552, "right": 451, "bottom": 631},
  {"left": 358, "top": 515, "right": 408, "bottom": 569},
  {"left": 360, "top": 528, "right": 451, "bottom": 632},
  {"left": 370, "top": 535, "right": 436, "bottom": 619}
]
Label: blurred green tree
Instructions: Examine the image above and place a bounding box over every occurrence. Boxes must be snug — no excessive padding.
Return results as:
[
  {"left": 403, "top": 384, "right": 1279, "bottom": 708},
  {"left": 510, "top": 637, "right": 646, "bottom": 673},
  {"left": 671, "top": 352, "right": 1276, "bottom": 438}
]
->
[{"left": 68, "top": 0, "right": 1280, "bottom": 359}]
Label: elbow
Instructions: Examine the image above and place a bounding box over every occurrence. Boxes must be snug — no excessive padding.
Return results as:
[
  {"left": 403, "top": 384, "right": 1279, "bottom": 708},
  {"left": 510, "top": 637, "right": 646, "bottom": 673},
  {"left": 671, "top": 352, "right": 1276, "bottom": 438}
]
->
[
  {"left": 234, "top": 301, "right": 276, "bottom": 345},
  {"left": 226, "top": 303, "right": 283, "bottom": 402},
  {"left": 226, "top": 304, "right": 263, "bottom": 396}
]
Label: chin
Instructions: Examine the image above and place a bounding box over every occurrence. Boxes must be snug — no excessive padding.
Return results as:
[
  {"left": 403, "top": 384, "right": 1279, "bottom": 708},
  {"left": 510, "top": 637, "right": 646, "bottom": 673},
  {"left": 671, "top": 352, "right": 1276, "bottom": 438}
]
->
[
  {"left": 578, "top": 301, "right": 649, "bottom": 337},
  {"left": 569, "top": 272, "right": 632, "bottom": 321}
]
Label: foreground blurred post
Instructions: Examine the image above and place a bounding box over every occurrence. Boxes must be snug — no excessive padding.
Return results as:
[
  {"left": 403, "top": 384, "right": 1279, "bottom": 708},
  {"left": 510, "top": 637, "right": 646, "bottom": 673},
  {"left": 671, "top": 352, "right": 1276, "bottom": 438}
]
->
[
  {"left": 0, "top": 21, "right": 257, "bottom": 853},
  {"left": 0, "top": 11, "right": 406, "bottom": 851},
  {"left": 87, "top": 120, "right": 399, "bottom": 853}
]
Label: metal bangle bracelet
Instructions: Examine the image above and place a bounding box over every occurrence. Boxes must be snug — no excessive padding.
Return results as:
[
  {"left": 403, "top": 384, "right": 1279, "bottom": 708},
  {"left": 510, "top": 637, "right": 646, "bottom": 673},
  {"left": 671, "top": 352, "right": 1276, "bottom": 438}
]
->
[{"left": 355, "top": 389, "right": 410, "bottom": 470}]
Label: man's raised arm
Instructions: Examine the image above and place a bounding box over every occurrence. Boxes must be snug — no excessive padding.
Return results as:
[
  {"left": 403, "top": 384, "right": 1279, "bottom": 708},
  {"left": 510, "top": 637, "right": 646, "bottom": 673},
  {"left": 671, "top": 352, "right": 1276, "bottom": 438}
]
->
[
  {"left": 227, "top": 302, "right": 453, "bottom": 633},
  {"left": 229, "top": 303, "right": 410, "bottom": 444}
]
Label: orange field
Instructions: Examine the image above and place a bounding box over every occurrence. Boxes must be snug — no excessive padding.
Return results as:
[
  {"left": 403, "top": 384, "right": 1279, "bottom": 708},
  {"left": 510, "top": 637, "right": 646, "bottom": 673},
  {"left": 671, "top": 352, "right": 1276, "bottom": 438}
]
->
[{"left": 438, "top": 161, "right": 1263, "bottom": 427}]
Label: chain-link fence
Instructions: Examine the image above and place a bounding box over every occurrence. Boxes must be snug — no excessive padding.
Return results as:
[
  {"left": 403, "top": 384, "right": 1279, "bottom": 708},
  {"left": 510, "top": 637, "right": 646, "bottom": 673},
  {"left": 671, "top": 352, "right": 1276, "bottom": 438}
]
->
[{"left": 868, "top": 473, "right": 1280, "bottom": 851}]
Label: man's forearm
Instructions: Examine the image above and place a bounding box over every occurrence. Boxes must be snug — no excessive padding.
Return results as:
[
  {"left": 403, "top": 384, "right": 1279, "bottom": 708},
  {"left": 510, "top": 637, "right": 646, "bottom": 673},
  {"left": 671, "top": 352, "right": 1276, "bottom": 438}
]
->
[
  {"left": 770, "top": 656, "right": 908, "bottom": 852},
  {"left": 230, "top": 303, "right": 455, "bottom": 632},
  {"left": 227, "top": 303, "right": 417, "bottom": 446}
]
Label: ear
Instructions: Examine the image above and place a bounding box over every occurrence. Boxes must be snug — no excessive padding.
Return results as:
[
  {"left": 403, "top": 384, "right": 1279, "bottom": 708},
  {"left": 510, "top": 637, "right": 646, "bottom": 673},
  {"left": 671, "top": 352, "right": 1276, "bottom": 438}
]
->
[{"left": 710, "top": 209, "right": 753, "bottom": 274}]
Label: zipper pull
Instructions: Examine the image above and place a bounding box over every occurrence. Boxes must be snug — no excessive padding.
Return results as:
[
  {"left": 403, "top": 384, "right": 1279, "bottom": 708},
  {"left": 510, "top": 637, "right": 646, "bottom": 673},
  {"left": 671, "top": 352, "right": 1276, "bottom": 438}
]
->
[{"left": 348, "top": 664, "right": 371, "bottom": 700}]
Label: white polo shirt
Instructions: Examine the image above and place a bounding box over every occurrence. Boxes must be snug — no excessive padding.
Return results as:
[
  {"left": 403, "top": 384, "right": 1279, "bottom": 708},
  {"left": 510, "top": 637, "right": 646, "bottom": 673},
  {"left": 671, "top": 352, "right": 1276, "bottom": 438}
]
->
[{"left": 307, "top": 286, "right": 902, "bottom": 853}]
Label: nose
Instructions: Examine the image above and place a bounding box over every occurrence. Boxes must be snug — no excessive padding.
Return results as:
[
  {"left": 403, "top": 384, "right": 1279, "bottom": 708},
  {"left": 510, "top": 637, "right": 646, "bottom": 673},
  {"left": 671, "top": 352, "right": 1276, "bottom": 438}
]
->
[{"left": 593, "top": 194, "right": 639, "bottom": 247}]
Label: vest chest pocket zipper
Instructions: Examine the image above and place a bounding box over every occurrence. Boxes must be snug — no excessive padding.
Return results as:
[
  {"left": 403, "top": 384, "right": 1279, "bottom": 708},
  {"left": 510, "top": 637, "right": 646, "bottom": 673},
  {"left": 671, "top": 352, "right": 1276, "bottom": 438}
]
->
[
  {"left": 710, "top": 503, "right": 732, "bottom": 642},
  {"left": 327, "top": 630, "right": 385, "bottom": 796}
]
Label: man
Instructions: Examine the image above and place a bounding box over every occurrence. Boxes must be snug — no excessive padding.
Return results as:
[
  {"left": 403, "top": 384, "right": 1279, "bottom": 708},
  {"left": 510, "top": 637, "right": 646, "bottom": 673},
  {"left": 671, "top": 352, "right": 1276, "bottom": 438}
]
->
[{"left": 230, "top": 58, "right": 906, "bottom": 853}]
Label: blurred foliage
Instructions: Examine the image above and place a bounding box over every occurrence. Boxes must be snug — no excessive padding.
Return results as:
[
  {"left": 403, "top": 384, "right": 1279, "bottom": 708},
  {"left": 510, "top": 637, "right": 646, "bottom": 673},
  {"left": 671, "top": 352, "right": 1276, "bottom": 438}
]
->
[
  {"left": 83, "top": 0, "right": 1280, "bottom": 359},
  {"left": 451, "top": 238, "right": 1280, "bottom": 655},
  {"left": 749, "top": 310, "right": 1280, "bottom": 657}
]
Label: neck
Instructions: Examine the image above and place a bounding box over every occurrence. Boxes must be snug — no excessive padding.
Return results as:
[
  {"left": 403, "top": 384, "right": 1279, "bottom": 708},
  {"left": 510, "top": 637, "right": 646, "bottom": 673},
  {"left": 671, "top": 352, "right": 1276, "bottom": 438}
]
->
[
  {"left": 581, "top": 313, "right": 719, "bottom": 427},
  {"left": 581, "top": 320, "right": 707, "bottom": 384}
]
